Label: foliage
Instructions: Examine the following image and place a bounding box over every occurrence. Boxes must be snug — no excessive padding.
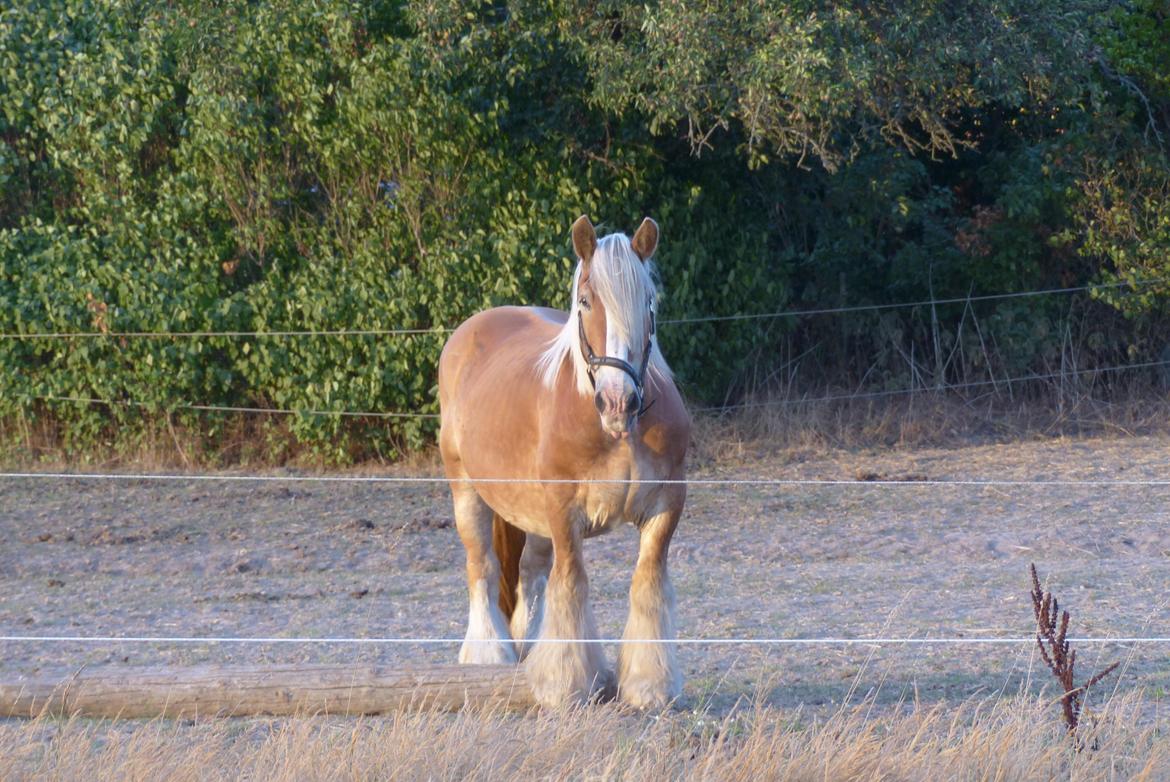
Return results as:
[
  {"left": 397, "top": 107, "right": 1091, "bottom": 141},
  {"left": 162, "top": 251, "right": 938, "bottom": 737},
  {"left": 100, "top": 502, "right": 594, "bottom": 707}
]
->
[
  {"left": 1071, "top": 0, "right": 1170, "bottom": 317},
  {"left": 542, "top": 0, "right": 1095, "bottom": 170},
  {"left": 1, "top": 0, "right": 1167, "bottom": 462}
]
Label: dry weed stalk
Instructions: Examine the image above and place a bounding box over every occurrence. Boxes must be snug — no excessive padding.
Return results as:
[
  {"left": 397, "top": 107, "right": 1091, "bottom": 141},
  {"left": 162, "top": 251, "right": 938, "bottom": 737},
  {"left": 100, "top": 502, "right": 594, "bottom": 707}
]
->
[{"left": 1029, "top": 563, "right": 1119, "bottom": 736}]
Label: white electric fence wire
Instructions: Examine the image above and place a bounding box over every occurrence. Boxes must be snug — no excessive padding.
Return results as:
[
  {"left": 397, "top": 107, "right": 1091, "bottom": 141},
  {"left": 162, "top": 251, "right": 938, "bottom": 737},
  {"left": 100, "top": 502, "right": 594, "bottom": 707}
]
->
[
  {"left": 1, "top": 280, "right": 1160, "bottom": 340},
  {"left": 0, "top": 635, "right": 1166, "bottom": 646},
  {"left": 663, "top": 279, "right": 1163, "bottom": 324},
  {"left": 693, "top": 359, "right": 1170, "bottom": 413},
  {"left": 5, "top": 283, "right": 1167, "bottom": 659},
  {"left": 20, "top": 358, "right": 1170, "bottom": 422},
  {"left": 26, "top": 395, "right": 439, "bottom": 419},
  {"left": 2, "top": 472, "right": 1169, "bottom": 487}
]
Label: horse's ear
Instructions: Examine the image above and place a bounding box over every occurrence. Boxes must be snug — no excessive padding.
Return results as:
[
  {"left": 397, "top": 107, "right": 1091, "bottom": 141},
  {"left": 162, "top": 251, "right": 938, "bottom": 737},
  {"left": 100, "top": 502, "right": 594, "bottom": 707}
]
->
[
  {"left": 571, "top": 215, "right": 596, "bottom": 264},
  {"left": 631, "top": 217, "right": 659, "bottom": 262}
]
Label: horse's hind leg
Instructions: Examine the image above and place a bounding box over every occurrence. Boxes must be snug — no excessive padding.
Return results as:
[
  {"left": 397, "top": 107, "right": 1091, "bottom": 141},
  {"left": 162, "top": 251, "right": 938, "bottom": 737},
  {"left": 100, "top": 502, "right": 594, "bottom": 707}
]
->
[
  {"left": 618, "top": 505, "right": 683, "bottom": 709},
  {"left": 510, "top": 534, "right": 552, "bottom": 659},
  {"left": 453, "top": 486, "right": 518, "bottom": 665}
]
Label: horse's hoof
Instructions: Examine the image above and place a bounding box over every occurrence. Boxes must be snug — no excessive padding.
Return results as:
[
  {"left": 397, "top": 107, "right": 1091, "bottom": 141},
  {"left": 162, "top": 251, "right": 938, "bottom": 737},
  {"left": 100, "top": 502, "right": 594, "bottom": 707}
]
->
[
  {"left": 617, "top": 678, "right": 680, "bottom": 711},
  {"left": 459, "top": 640, "right": 518, "bottom": 665},
  {"left": 527, "top": 664, "right": 613, "bottom": 708}
]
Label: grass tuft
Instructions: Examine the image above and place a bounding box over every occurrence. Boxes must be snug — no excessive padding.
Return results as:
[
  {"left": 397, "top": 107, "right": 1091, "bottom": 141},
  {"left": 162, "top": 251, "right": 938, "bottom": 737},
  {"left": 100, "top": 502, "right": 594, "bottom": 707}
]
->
[{"left": 1, "top": 693, "right": 1165, "bottom": 780}]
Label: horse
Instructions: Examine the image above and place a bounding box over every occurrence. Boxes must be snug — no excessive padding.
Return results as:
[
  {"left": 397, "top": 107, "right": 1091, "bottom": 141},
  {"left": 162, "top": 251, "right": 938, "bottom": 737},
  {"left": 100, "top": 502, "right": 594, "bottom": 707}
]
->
[{"left": 437, "top": 215, "right": 691, "bottom": 708}]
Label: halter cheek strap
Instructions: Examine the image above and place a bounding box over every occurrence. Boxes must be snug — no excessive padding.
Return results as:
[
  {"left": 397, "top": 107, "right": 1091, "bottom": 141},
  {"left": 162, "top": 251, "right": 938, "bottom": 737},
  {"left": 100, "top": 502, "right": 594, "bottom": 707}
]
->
[{"left": 577, "top": 309, "right": 656, "bottom": 418}]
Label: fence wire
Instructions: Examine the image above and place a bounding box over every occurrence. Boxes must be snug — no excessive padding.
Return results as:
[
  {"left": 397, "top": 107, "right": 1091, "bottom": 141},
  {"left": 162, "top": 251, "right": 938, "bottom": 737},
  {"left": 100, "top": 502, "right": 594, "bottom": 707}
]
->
[
  {"left": 18, "top": 357, "right": 1170, "bottom": 421},
  {"left": 4, "top": 279, "right": 1167, "bottom": 665},
  {"left": 1, "top": 634, "right": 1167, "bottom": 647},
  {"left": 2, "top": 471, "right": 1168, "bottom": 487},
  {"left": 1, "top": 279, "right": 1161, "bottom": 340}
]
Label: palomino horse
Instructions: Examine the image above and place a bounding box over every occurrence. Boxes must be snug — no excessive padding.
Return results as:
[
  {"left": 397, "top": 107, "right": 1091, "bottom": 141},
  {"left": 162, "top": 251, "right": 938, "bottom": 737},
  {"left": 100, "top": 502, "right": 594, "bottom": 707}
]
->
[{"left": 438, "top": 215, "right": 690, "bottom": 708}]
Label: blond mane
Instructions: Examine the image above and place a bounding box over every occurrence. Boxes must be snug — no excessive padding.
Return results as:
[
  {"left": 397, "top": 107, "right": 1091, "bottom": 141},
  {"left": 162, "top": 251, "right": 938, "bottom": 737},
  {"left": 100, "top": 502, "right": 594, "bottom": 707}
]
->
[{"left": 536, "top": 232, "right": 672, "bottom": 396}]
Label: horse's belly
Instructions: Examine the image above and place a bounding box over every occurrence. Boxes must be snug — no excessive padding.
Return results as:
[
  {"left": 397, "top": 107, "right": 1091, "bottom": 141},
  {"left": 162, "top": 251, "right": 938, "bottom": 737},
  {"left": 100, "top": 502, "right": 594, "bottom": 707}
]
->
[{"left": 503, "top": 510, "right": 554, "bottom": 538}]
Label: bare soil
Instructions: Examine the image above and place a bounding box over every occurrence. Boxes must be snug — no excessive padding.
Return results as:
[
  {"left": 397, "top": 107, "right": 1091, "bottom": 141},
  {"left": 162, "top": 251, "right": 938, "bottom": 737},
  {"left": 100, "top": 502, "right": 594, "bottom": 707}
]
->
[{"left": 2, "top": 432, "right": 1168, "bottom": 716}]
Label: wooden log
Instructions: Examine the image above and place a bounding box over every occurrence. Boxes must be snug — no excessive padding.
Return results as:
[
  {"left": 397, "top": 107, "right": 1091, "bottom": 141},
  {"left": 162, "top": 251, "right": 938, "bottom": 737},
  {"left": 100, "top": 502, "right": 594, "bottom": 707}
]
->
[{"left": 0, "top": 664, "right": 535, "bottom": 719}]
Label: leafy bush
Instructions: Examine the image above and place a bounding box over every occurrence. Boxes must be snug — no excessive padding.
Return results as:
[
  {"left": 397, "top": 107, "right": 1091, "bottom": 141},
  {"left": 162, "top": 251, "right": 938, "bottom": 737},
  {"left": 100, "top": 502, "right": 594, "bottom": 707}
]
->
[{"left": 1, "top": 0, "right": 1167, "bottom": 463}]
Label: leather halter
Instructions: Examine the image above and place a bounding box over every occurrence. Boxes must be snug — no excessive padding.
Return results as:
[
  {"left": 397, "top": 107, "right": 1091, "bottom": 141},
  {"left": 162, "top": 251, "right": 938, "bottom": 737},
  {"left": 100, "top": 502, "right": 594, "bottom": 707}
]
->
[{"left": 577, "top": 306, "right": 656, "bottom": 418}]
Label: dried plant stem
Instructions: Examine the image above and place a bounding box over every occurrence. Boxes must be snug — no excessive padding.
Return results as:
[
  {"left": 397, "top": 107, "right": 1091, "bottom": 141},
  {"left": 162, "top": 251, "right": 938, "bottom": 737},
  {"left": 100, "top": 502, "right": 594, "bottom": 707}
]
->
[{"left": 1030, "top": 563, "right": 1120, "bottom": 737}]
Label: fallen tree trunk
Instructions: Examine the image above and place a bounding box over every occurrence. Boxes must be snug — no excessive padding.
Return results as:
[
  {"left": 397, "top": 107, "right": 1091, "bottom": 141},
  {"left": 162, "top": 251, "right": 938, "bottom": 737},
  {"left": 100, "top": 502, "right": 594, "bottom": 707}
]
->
[{"left": 0, "top": 663, "right": 535, "bottom": 718}]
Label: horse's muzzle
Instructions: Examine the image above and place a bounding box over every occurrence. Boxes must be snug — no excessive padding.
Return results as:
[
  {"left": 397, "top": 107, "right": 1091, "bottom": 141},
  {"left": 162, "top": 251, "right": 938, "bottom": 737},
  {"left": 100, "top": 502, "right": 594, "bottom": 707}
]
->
[{"left": 596, "top": 389, "right": 640, "bottom": 438}]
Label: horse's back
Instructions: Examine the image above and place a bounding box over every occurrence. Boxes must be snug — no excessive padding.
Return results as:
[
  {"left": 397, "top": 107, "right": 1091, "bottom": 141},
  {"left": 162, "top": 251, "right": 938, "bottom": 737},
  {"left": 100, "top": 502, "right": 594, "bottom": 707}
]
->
[
  {"left": 438, "top": 306, "right": 564, "bottom": 473},
  {"left": 439, "top": 306, "right": 562, "bottom": 396}
]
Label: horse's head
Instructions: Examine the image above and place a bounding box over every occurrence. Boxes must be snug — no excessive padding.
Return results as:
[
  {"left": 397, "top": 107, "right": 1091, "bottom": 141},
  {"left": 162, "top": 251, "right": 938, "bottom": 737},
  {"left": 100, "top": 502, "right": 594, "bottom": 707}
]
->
[{"left": 570, "top": 215, "right": 661, "bottom": 439}]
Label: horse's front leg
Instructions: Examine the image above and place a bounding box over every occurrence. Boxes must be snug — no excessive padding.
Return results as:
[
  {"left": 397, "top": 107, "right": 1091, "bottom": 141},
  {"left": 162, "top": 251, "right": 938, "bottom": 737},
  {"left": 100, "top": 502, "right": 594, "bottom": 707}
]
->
[
  {"left": 618, "top": 506, "right": 683, "bottom": 709},
  {"left": 525, "top": 517, "right": 610, "bottom": 707},
  {"left": 452, "top": 487, "right": 517, "bottom": 665}
]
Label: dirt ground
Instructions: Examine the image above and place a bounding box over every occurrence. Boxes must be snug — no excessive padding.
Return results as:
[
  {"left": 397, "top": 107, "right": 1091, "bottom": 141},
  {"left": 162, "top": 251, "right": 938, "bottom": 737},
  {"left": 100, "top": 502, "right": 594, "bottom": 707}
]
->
[{"left": 2, "top": 432, "right": 1168, "bottom": 717}]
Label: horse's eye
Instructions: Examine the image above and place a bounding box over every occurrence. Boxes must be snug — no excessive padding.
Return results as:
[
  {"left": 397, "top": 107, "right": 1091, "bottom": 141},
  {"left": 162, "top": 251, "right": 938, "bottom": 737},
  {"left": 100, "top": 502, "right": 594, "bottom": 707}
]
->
[{"left": 578, "top": 296, "right": 590, "bottom": 311}]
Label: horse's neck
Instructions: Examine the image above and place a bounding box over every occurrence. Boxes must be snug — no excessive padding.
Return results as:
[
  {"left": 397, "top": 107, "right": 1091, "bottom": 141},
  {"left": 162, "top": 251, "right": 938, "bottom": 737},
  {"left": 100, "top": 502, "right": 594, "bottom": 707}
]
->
[
  {"left": 547, "top": 359, "right": 603, "bottom": 439},
  {"left": 543, "top": 366, "right": 649, "bottom": 474}
]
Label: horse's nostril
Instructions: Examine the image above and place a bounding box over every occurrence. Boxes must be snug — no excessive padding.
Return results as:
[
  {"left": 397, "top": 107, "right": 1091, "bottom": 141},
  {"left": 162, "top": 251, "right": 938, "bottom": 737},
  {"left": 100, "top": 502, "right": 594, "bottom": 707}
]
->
[
  {"left": 623, "top": 391, "right": 640, "bottom": 412},
  {"left": 594, "top": 392, "right": 606, "bottom": 413}
]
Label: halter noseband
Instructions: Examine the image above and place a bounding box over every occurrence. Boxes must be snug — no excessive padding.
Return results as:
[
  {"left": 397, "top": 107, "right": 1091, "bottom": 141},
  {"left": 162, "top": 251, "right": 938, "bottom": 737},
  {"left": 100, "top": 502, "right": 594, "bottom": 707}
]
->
[{"left": 577, "top": 307, "right": 656, "bottom": 418}]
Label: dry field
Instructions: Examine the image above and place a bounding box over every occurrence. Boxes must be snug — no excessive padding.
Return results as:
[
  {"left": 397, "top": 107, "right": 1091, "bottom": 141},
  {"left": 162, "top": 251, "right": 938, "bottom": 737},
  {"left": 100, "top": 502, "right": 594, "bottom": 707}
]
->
[{"left": 1, "top": 426, "right": 1168, "bottom": 778}]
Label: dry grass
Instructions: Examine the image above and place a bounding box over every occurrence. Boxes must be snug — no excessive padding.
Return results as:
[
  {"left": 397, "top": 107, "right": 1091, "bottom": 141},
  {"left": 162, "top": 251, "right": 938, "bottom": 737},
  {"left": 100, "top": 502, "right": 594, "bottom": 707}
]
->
[
  {"left": 8, "top": 389, "right": 1170, "bottom": 475},
  {"left": 689, "top": 390, "right": 1170, "bottom": 468},
  {"left": 1, "top": 693, "right": 1166, "bottom": 781}
]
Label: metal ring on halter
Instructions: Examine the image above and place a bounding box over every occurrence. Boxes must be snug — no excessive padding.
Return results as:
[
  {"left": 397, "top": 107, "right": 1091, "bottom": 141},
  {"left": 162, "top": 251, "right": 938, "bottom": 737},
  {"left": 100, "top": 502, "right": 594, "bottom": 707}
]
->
[{"left": 577, "top": 309, "right": 656, "bottom": 418}]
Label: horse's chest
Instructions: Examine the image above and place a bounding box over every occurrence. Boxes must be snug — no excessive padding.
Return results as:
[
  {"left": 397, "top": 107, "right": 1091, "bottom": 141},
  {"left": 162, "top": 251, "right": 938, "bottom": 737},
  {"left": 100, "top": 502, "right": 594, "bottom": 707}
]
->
[{"left": 579, "top": 480, "right": 658, "bottom": 537}]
